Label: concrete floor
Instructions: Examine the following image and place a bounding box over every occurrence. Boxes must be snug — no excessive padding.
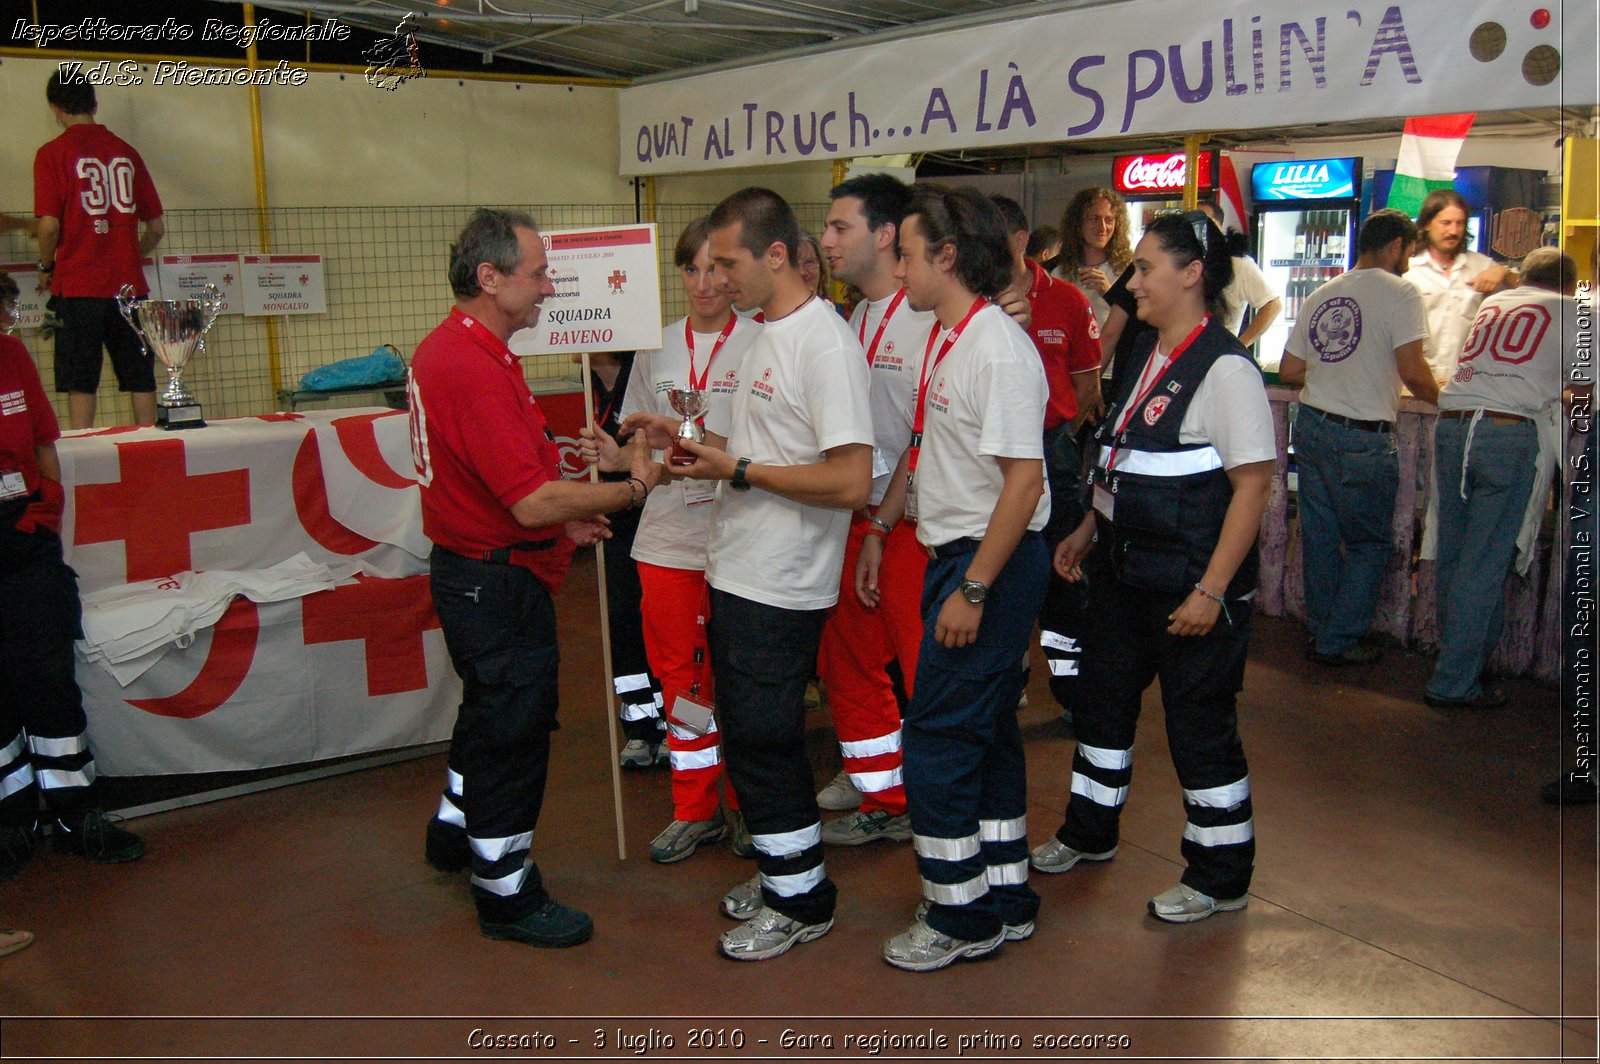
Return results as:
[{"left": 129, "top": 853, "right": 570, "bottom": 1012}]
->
[{"left": 1, "top": 553, "right": 1594, "bottom": 1062}]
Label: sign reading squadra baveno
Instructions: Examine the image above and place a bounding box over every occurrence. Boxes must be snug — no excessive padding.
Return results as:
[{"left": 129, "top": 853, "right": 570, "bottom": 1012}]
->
[{"left": 618, "top": 0, "right": 1595, "bottom": 175}]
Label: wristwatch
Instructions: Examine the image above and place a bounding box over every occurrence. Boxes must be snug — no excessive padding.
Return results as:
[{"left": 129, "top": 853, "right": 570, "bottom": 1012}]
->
[
  {"left": 37, "top": 261, "right": 53, "bottom": 272},
  {"left": 958, "top": 578, "right": 988, "bottom": 605},
  {"left": 729, "top": 456, "right": 752, "bottom": 491}
]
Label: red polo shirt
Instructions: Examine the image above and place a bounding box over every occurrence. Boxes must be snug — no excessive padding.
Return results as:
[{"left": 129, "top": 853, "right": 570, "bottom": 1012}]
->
[
  {"left": 408, "top": 308, "right": 574, "bottom": 590},
  {"left": 1024, "top": 259, "right": 1101, "bottom": 429},
  {"left": 0, "top": 334, "right": 63, "bottom": 533}
]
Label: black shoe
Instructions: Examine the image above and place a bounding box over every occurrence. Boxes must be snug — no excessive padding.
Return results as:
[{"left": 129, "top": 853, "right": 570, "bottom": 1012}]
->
[
  {"left": 0, "top": 825, "right": 40, "bottom": 881},
  {"left": 1306, "top": 644, "right": 1382, "bottom": 666},
  {"left": 52, "top": 810, "right": 145, "bottom": 863},
  {"left": 479, "top": 896, "right": 594, "bottom": 948},
  {"left": 1541, "top": 774, "right": 1599, "bottom": 806},
  {"left": 424, "top": 818, "right": 471, "bottom": 873},
  {"left": 1423, "top": 687, "right": 1508, "bottom": 710}
]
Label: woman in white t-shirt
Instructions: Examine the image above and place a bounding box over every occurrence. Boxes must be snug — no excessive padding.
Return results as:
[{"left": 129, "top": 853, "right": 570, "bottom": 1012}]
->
[
  {"left": 1034, "top": 212, "right": 1275, "bottom": 925},
  {"left": 583, "top": 218, "right": 760, "bottom": 865}
]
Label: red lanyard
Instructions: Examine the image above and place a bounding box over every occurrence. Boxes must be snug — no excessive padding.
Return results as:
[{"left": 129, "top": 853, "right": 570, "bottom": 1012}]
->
[
  {"left": 908, "top": 297, "right": 987, "bottom": 474},
  {"left": 858, "top": 289, "right": 906, "bottom": 368},
  {"left": 1105, "top": 316, "right": 1207, "bottom": 471},
  {"left": 685, "top": 313, "right": 736, "bottom": 391}
]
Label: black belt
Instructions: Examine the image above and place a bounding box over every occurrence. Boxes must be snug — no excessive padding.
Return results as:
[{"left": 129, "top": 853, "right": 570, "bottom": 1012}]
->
[
  {"left": 476, "top": 539, "right": 560, "bottom": 566},
  {"left": 927, "top": 530, "right": 1041, "bottom": 560},
  {"left": 1302, "top": 404, "right": 1393, "bottom": 435}
]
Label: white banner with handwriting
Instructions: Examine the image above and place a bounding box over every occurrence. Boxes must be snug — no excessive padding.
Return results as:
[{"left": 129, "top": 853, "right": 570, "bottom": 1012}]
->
[{"left": 619, "top": 0, "right": 1596, "bottom": 174}]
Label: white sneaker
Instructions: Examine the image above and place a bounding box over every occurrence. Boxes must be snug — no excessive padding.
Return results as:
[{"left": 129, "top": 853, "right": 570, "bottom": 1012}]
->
[
  {"left": 816, "top": 770, "right": 863, "bottom": 811},
  {"left": 882, "top": 916, "right": 1003, "bottom": 972},
  {"left": 1147, "top": 883, "right": 1247, "bottom": 924},
  {"left": 1029, "top": 837, "right": 1117, "bottom": 874},
  {"left": 915, "top": 899, "right": 1033, "bottom": 941},
  {"left": 718, "top": 906, "right": 832, "bottom": 961},
  {"left": 820, "top": 809, "right": 911, "bottom": 846},
  {"left": 719, "top": 874, "right": 763, "bottom": 921},
  {"left": 618, "top": 739, "right": 656, "bottom": 769}
]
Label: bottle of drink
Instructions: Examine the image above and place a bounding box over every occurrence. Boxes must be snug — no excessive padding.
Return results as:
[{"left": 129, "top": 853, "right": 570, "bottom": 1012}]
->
[{"left": 1293, "top": 214, "right": 1308, "bottom": 258}]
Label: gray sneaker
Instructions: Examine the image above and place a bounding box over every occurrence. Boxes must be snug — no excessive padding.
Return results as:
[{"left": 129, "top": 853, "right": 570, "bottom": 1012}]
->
[
  {"left": 1029, "top": 837, "right": 1117, "bottom": 874},
  {"left": 882, "top": 916, "right": 1004, "bottom": 972},
  {"left": 914, "top": 899, "right": 1033, "bottom": 942},
  {"left": 720, "top": 874, "right": 764, "bottom": 920},
  {"left": 816, "top": 769, "right": 863, "bottom": 811},
  {"left": 619, "top": 739, "right": 656, "bottom": 769},
  {"left": 821, "top": 809, "right": 911, "bottom": 846},
  {"left": 718, "top": 906, "right": 832, "bottom": 961},
  {"left": 1147, "top": 883, "right": 1247, "bottom": 924},
  {"left": 649, "top": 818, "right": 726, "bottom": 864},
  {"left": 726, "top": 809, "right": 757, "bottom": 859}
]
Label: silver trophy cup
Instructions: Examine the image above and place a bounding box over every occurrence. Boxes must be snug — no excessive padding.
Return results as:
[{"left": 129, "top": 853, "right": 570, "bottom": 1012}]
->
[
  {"left": 117, "top": 283, "right": 224, "bottom": 430},
  {"left": 666, "top": 388, "right": 707, "bottom": 467}
]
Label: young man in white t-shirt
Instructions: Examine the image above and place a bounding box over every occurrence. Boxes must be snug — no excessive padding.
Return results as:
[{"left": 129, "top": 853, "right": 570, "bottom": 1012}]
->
[
  {"left": 866, "top": 185, "right": 1051, "bottom": 971},
  {"left": 629, "top": 188, "right": 874, "bottom": 962},
  {"left": 810, "top": 173, "right": 934, "bottom": 845},
  {"left": 1280, "top": 209, "right": 1438, "bottom": 666}
]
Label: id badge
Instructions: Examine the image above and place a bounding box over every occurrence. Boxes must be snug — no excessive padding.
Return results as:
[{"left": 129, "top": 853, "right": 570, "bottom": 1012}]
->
[
  {"left": 670, "top": 693, "right": 716, "bottom": 736},
  {"left": 0, "top": 471, "right": 26, "bottom": 501},
  {"left": 1092, "top": 482, "right": 1115, "bottom": 521},
  {"left": 682, "top": 479, "right": 717, "bottom": 507},
  {"left": 904, "top": 473, "right": 919, "bottom": 523}
]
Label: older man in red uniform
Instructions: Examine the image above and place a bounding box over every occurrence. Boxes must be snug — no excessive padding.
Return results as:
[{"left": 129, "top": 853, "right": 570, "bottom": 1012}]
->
[{"left": 408, "top": 209, "right": 664, "bottom": 947}]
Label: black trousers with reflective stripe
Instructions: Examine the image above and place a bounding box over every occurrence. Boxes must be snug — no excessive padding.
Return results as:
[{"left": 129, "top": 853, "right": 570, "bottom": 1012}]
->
[
  {"left": 905, "top": 537, "right": 1049, "bottom": 942},
  {"left": 428, "top": 548, "right": 561, "bottom": 922},
  {"left": 1058, "top": 570, "right": 1255, "bottom": 900},
  {"left": 602, "top": 517, "right": 662, "bottom": 742},
  {"left": 0, "top": 528, "right": 97, "bottom": 828},
  {"left": 1039, "top": 421, "right": 1091, "bottom": 716},
  {"left": 708, "top": 589, "right": 835, "bottom": 926}
]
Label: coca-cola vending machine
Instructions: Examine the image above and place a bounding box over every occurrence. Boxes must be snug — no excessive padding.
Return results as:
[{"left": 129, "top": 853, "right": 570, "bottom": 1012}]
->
[
  {"left": 1248, "top": 156, "right": 1362, "bottom": 373},
  {"left": 1112, "top": 149, "right": 1218, "bottom": 251}
]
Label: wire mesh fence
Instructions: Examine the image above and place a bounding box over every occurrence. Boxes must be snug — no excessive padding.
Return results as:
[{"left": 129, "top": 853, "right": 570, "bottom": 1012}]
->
[{"left": 1, "top": 201, "right": 833, "bottom": 426}]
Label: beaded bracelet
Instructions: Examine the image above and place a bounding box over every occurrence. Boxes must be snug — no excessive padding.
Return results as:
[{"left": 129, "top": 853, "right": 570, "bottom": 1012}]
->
[{"left": 1193, "top": 581, "right": 1232, "bottom": 626}]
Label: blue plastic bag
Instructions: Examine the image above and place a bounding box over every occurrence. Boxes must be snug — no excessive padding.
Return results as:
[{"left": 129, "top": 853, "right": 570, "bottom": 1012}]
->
[{"left": 299, "top": 344, "right": 406, "bottom": 391}]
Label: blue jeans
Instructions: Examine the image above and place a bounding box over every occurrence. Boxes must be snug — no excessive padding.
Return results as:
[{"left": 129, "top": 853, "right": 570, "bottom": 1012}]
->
[
  {"left": 1427, "top": 418, "right": 1538, "bottom": 701},
  {"left": 1294, "top": 405, "right": 1399, "bottom": 656}
]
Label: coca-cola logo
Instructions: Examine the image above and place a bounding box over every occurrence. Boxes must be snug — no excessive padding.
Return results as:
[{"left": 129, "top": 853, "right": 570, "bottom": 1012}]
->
[
  {"left": 1114, "top": 152, "right": 1215, "bottom": 194},
  {"left": 1120, "top": 155, "right": 1188, "bottom": 192}
]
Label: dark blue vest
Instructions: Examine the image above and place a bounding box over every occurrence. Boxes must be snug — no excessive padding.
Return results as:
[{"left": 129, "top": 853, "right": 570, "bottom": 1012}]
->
[{"left": 1088, "top": 319, "right": 1261, "bottom": 599}]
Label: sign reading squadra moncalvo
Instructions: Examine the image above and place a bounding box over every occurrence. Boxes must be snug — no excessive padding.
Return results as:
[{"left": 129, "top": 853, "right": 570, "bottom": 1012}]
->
[
  {"left": 619, "top": 0, "right": 1596, "bottom": 175},
  {"left": 509, "top": 224, "right": 663, "bottom": 357}
]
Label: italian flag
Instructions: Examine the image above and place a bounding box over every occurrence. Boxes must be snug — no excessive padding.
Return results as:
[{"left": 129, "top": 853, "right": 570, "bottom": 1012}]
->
[{"left": 1388, "top": 113, "right": 1475, "bottom": 216}]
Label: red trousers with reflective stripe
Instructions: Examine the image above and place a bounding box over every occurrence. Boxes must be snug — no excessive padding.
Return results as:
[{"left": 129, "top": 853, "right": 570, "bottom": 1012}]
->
[
  {"left": 815, "top": 516, "right": 924, "bottom": 815},
  {"left": 638, "top": 562, "right": 737, "bottom": 821}
]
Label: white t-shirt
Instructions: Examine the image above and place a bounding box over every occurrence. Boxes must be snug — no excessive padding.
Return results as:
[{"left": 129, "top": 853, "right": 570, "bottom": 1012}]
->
[
  {"left": 1287, "top": 268, "right": 1429, "bottom": 423},
  {"left": 1406, "top": 248, "right": 1496, "bottom": 382},
  {"left": 704, "top": 296, "right": 874, "bottom": 610},
  {"left": 1437, "top": 287, "right": 1577, "bottom": 418},
  {"left": 621, "top": 314, "right": 760, "bottom": 571},
  {"left": 914, "top": 303, "right": 1051, "bottom": 547},
  {"left": 1221, "top": 255, "right": 1278, "bottom": 337},
  {"left": 1115, "top": 336, "right": 1277, "bottom": 469},
  {"left": 850, "top": 291, "right": 938, "bottom": 505}
]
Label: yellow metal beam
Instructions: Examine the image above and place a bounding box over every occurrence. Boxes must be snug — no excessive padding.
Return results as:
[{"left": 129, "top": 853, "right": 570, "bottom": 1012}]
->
[
  {"left": 243, "top": 4, "right": 282, "bottom": 395},
  {"left": 1182, "top": 133, "right": 1206, "bottom": 210}
]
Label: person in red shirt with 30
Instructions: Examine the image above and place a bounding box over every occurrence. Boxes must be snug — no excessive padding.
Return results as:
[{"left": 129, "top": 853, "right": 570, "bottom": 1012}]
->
[
  {"left": 33, "top": 72, "right": 166, "bottom": 430},
  {"left": 0, "top": 271, "right": 145, "bottom": 879}
]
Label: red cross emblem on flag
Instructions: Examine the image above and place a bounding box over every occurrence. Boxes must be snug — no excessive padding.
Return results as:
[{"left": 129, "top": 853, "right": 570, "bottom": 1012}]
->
[
  {"left": 74, "top": 439, "right": 252, "bottom": 581},
  {"left": 301, "top": 575, "right": 442, "bottom": 695},
  {"left": 607, "top": 270, "right": 627, "bottom": 293}
]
